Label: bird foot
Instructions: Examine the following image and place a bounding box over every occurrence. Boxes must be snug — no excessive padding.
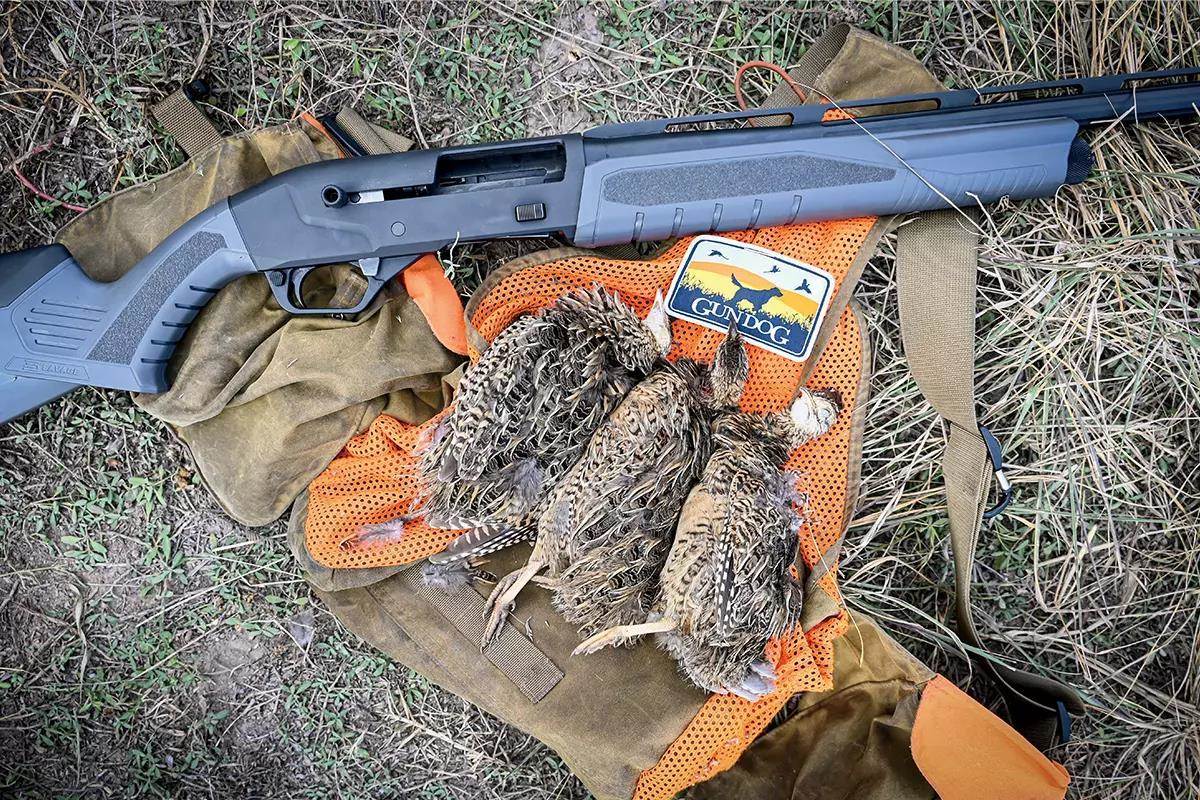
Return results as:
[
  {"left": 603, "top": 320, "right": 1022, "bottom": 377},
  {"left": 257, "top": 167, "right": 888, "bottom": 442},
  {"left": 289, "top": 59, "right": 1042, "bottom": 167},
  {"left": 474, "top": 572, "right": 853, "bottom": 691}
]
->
[
  {"left": 720, "top": 660, "right": 778, "bottom": 702},
  {"left": 572, "top": 619, "right": 677, "bottom": 656},
  {"left": 480, "top": 565, "right": 538, "bottom": 648},
  {"left": 481, "top": 599, "right": 514, "bottom": 649},
  {"left": 572, "top": 628, "right": 625, "bottom": 656}
]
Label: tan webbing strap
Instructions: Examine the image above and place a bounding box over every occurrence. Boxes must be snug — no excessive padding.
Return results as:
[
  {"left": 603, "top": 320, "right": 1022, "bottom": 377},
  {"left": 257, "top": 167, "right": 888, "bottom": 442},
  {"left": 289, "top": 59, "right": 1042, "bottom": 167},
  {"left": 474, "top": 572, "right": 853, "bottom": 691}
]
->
[
  {"left": 333, "top": 107, "right": 415, "bottom": 156},
  {"left": 399, "top": 565, "right": 564, "bottom": 703},
  {"left": 152, "top": 88, "right": 222, "bottom": 159},
  {"left": 896, "top": 211, "right": 1084, "bottom": 751},
  {"left": 757, "top": 24, "right": 852, "bottom": 124}
]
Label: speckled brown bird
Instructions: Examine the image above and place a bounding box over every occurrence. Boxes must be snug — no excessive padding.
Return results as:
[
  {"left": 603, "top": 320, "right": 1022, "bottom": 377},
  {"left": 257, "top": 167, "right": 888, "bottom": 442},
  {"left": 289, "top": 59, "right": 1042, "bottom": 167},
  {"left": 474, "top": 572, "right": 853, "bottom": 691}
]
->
[
  {"left": 416, "top": 287, "right": 672, "bottom": 573},
  {"left": 482, "top": 326, "right": 750, "bottom": 645},
  {"left": 572, "top": 387, "right": 841, "bottom": 701}
]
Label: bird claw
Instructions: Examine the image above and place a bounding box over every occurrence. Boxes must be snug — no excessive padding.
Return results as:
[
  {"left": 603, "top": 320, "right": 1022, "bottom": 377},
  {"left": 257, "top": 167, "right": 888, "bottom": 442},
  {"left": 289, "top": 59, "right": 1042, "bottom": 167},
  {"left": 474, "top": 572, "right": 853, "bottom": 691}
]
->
[
  {"left": 721, "top": 663, "right": 777, "bottom": 701},
  {"left": 484, "top": 572, "right": 513, "bottom": 609},
  {"left": 481, "top": 600, "right": 513, "bottom": 649},
  {"left": 480, "top": 567, "right": 531, "bottom": 648},
  {"left": 572, "top": 630, "right": 610, "bottom": 656}
]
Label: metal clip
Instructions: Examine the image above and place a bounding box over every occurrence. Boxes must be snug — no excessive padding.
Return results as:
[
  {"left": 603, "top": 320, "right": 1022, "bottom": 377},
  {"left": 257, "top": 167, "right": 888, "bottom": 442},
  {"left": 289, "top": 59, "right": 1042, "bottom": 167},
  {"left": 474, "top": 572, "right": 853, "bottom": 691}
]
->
[{"left": 979, "top": 425, "right": 1013, "bottom": 521}]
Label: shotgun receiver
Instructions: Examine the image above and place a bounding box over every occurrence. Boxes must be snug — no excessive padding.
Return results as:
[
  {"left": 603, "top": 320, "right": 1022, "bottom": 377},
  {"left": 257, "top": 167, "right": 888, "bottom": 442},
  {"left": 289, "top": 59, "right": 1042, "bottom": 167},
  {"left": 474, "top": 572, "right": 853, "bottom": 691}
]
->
[{"left": 2, "top": 68, "right": 1198, "bottom": 422}]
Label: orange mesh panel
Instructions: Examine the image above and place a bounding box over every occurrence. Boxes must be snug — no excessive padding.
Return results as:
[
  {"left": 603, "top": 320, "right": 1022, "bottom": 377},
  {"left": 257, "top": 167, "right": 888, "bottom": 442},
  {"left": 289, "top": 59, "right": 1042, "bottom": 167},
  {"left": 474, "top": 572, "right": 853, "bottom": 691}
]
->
[
  {"left": 305, "top": 413, "right": 460, "bottom": 566},
  {"left": 303, "top": 219, "right": 873, "bottom": 799}
]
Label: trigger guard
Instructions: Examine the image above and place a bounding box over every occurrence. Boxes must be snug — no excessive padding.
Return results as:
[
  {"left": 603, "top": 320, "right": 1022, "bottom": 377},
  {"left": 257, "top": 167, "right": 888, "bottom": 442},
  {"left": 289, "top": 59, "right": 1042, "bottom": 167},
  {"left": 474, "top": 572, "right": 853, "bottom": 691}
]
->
[
  {"left": 266, "top": 254, "right": 421, "bottom": 316},
  {"left": 270, "top": 271, "right": 386, "bottom": 316},
  {"left": 288, "top": 265, "right": 315, "bottom": 305},
  {"left": 266, "top": 267, "right": 308, "bottom": 313},
  {"left": 267, "top": 268, "right": 384, "bottom": 316}
]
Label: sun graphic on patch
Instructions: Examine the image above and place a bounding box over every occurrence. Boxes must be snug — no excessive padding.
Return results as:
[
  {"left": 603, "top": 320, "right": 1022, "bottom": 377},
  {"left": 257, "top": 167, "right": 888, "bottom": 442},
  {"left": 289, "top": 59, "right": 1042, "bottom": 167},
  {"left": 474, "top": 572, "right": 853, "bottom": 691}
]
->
[{"left": 665, "top": 235, "right": 835, "bottom": 362}]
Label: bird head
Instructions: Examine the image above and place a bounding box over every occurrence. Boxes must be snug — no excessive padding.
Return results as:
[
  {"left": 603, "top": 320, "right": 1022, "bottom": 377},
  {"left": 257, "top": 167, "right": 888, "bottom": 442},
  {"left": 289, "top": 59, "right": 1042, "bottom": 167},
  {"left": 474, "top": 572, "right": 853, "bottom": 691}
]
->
[
  {"left": 709, "top": 320, "right": 749, "bottom": 409},
  {"left": 643, "top": 290, "right": 673, "bottom": 357},
  {"left": 785, "top": 388, "right": 841, "bottom": 445}
]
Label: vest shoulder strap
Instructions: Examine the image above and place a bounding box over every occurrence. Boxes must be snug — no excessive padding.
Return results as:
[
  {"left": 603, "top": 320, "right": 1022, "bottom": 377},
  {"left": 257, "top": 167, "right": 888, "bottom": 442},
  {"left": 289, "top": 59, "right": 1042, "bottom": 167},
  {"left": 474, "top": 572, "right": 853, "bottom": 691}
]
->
[{"left": 895, "top": 210, "right": 1085, "bottom": 750}]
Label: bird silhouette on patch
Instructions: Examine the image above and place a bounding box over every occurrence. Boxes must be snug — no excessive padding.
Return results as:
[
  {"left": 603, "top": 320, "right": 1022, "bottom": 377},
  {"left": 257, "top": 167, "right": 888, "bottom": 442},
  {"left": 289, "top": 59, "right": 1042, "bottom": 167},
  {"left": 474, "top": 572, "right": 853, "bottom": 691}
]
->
[{"left": 665, "top": 235, "right": 835, "bottom": 362}]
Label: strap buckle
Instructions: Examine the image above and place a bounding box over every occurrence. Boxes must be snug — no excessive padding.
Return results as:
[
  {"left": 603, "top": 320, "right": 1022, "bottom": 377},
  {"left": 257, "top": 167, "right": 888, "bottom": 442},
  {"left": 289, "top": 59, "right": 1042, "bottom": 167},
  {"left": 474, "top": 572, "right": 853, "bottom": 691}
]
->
[
  {"left": 1056, "top": 700, "right": 1073, "bottom": 744},
  {"left": 979, "top": 425, "right": 1012, "bottom": 521},
  {"left": 182, "top": 77, "right": 211, "bottom": 102}
]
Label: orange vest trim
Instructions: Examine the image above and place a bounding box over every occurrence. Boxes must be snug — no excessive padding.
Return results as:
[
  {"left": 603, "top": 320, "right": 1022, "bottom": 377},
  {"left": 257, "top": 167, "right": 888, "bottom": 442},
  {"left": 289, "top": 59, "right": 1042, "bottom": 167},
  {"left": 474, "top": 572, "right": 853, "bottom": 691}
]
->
[
  {"left": 402, "top": 253, "right": 469, "bottom": 356},
  {"left": 912, "top": 675, "right": 1070, "bottom": 800}
]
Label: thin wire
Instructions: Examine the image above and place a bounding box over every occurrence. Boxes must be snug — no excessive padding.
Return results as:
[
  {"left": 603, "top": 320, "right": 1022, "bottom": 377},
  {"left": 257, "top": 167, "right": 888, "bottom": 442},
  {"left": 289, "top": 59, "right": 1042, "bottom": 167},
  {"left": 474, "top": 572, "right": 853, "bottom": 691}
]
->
[
  {"left": 780, "top": 77, "right": 986, "bottom": 235},
  {"left": 733, "top": 59, "right": 985, "bottom": 236}
]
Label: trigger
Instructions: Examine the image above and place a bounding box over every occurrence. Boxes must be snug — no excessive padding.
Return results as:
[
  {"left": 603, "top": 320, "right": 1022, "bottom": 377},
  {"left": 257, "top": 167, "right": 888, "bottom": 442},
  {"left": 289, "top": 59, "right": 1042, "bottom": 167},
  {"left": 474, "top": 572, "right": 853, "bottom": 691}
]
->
[{"left": 288, "top": 266, "right": 316, "bottom": 309}]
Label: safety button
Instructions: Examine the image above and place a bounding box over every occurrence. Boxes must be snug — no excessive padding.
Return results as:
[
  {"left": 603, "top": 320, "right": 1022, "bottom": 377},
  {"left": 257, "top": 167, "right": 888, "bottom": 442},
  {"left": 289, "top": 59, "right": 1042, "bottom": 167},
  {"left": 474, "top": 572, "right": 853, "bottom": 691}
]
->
[{"left": 514, "top": 202, "right": 546, "bottom": 222}]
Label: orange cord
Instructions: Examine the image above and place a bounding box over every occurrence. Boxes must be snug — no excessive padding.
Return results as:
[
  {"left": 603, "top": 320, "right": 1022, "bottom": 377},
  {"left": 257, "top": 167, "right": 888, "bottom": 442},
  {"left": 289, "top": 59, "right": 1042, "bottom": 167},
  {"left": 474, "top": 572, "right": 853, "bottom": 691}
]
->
[
  {"left": 11, "top": 141, "right": 87, "bottom": 213},
  {"left": 733, "top": 60, "right": 809, "bottom": 109},
  {"left": 299, "top": 110, "right": 349, "bottom": 158}
]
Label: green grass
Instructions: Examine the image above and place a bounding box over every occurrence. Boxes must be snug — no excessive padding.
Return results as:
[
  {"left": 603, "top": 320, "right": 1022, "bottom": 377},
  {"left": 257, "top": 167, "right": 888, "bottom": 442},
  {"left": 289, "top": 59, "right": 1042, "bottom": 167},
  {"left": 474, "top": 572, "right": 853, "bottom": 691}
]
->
[{"left": 1, "top": 2, "right": 1198, "bottom": 798}]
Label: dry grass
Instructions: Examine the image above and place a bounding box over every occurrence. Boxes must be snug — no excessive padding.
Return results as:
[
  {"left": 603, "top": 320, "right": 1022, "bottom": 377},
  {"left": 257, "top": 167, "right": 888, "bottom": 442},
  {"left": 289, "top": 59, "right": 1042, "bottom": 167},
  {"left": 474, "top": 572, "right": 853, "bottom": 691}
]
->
[{"left": 1, "top": 2, "right": 1197, "bottom": 798}]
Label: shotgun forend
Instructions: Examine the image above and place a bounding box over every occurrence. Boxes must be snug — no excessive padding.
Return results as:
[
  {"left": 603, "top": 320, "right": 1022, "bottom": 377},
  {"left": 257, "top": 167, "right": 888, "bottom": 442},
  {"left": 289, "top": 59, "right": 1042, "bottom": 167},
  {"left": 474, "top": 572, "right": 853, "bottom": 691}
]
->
[{"left": 2, "top": 67, "right": 1198, "bottom": 422}]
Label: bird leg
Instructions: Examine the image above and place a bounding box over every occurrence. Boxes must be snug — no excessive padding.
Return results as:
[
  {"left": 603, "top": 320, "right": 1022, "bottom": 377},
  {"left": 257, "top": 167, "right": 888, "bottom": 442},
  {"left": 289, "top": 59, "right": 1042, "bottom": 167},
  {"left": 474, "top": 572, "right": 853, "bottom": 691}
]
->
[
  {"left": 481, "top": 556, "right": 545, "bottom": 647},
  {"left": 572, "top": 618, "right": 677, "bottom": 656}
]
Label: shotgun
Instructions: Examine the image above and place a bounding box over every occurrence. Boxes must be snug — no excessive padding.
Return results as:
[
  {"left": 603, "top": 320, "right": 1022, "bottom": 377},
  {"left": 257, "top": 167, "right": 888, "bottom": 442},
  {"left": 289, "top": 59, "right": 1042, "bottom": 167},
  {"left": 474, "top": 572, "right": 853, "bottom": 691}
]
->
[{"left": 2, "top": 68, "right": 1198, "bottom": 422}]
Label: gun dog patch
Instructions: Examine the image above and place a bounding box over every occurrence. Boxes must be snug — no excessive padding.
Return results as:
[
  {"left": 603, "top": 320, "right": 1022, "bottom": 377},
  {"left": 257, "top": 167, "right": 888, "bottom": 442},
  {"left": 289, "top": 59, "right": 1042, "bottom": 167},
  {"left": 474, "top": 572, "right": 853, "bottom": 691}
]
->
[{"left": 665, "top": 235, "right": 834, "bottom": 362}]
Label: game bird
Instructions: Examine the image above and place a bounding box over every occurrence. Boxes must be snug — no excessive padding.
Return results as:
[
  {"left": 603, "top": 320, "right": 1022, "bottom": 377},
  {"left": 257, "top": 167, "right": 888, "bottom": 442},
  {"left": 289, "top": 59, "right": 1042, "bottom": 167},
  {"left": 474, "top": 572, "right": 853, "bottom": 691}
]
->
[
  {"left": 481, "top": 325, "right": 750, "bottom": 645},
  {"left": 361, "top": 287, "right": 672, "bottom": 561},
  {"left": 573, "top": 387, "right": 841, "bottom": 702}
]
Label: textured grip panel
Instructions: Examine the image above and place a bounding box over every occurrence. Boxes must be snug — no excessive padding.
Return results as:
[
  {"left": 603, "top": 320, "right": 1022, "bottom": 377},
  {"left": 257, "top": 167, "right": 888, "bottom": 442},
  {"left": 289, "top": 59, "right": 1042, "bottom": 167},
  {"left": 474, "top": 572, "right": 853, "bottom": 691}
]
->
[
  {"left": 601, "top": 154, "right": 896, "bottom": 206},
  {"left": 0, "top": 201, "right": 253, "bottom": 403},
  {"left": 88, "top": 231, "right": 224, "bottom": 364}
]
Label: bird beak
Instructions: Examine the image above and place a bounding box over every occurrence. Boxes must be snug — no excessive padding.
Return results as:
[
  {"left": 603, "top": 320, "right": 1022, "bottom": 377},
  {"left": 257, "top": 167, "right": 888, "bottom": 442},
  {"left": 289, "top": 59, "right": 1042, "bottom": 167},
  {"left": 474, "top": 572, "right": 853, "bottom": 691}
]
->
[{"left": 644, "top": 290, "right": 672, "bottom": 355}]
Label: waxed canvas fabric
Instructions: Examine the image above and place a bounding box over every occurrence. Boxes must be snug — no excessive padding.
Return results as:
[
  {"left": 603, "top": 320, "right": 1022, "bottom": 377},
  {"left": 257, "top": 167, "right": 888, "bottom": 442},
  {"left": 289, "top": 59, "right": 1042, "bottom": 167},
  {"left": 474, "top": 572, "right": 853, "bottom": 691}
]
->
[
  {"left": 55, "top": 121, "right": 462, "bottom": 526},
  {"left": 687, "top": 615, "right": 935, "bottom": 800}
]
